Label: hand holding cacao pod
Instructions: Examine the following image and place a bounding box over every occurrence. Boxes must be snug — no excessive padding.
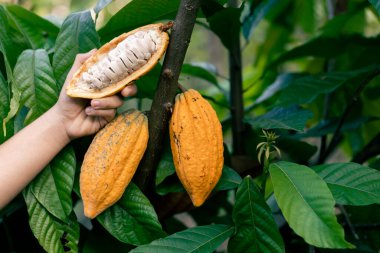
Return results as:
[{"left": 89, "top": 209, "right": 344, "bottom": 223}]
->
[{"left": 66, "top": 23, "right": 169, "bottom": 99}]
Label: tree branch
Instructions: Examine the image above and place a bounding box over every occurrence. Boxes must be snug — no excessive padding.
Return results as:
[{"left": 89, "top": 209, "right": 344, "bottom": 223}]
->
[{"left": 134, "top": 0, "right": 202, "bottom": 193}]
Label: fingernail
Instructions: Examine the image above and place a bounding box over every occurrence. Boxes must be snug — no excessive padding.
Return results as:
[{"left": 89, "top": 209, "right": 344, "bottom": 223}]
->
[
  {"left": 92, "top": 100, "right": 100, "bottom": 107},
  {"left": 85, "top": 107, "right": 93, "bottom": 114}
]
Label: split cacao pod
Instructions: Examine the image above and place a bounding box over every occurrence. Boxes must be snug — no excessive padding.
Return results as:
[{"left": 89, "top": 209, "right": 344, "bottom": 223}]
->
[
  {"left": 169, "top": 89, "right": 224, "bottom": 207},
  {"left": 80, "top": 109, "right": 148, "bottom": 219},
  {"left": 66, "top": 23, "right": 169, "bottom": 99}
]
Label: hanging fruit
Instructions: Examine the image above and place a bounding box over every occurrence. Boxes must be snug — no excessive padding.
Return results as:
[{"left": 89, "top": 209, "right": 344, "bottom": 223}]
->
[{"left": 169, "top": 89, "right": 224, "bottom": 207}]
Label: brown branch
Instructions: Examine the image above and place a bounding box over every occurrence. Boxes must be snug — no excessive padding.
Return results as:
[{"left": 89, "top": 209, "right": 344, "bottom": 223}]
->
[{"left": 134, "top": 0, "right": 203, "bottom": 194}]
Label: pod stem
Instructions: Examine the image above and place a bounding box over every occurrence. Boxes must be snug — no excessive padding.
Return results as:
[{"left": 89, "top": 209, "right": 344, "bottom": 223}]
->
[{"left": 162, "top": 21, "right": 174, "bottom": 32}]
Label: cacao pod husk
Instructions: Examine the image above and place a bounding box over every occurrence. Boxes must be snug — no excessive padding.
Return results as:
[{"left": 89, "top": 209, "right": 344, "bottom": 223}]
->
[
  {"left": 66, "top": 23, "right": 169, "bottom": 99},
  {"left": 169, "top": 89, "right": 224, "bottom": 207},
  {"left": 80, "top": 109, "right": 148, "bottom": 218}
]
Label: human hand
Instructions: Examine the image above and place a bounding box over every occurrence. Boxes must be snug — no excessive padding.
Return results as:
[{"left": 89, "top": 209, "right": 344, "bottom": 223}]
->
[{"left": 52, "top": 49, "right": 137, "bottom": 140}]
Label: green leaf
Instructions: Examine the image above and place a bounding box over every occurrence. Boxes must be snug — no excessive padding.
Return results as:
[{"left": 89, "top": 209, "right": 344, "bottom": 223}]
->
[
  {"left": 97, "top": 0, "right": 180, "bottom": 41},
  {"left": 0, "top": 5, "right": 28, "bottom": 69},
  {"left": 0, "top": 71, "right": 11, "bottom": 143},
  {"left": 242, "top": 0, "right": 282, "bottom": 40},
  {"left": 253, "top": 73, "right": 306, "bottom": 106},
  {"left": 268, "top": 34, "right": 380, "bottom": 70},
  {"left": 156, "top": 150, "right": 176, "bottom": 186},
  {"left": 214, "top": 165, "right": 242, "bottom": 191},
  {"left": 156, "top": 165, "right": 241, "bottom": 195},
  {"left": 248, "top": 106, "right": 313, "bottom": 132},
  {"left": 276, "top": 138, "right": 317, "bottom": 163},
  {"left": 23, "top": 185, "right": 79, "bottom": 253},
  {"left": 207, "top": 7, "right": 242, "bottom": 51},
  {"left": 97, "top": 183, "right": 166, "bottom": 245},
  {"left": 13, "top": 49, "right": 58, "bottom": 124},
  {"left": 181, "top": 64, "right": 219, "bottom": 87},
  {"left": 297, "top": 116, "right": 378, "bottom": 138},
  {"left": 5, "top": 5, "right": 59, "bottom": 49},
  {"left": 130, "top": 224, "right": 234, "bottom": 253},
  {"left": 228, "top": 176, "right": 284, "bottom": 253},
  {"left": 94, "top": 0, "right": 113, "bottom": 14},
  {"left": 269, "top": 161, "right": 353, "bottom": 249},
  {"left": 53, "top": 11, "right": 100, "bottom": 88},
  {"left": 313, "top": 163, "right": 380, "bottom": 205},
  {"left": 369, "top": 0, "right": 380, "bottom": 16},
  {"left": 275, "top": 66, "right": 379, "bottom": 106},
  {"left": 30, "top": 146, "right": 76, "bottom": 221}
]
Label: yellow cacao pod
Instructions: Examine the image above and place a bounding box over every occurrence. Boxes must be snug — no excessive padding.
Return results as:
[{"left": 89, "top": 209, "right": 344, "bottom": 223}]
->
[
  {"left": 169, "top": 89, "right": 224, "bottom": 207},
  {"left": 80, "top": 109, "right": 149, "bottom": 218},
  {"left": 66, "top": 23, "right": 169, "bottom": 99}
]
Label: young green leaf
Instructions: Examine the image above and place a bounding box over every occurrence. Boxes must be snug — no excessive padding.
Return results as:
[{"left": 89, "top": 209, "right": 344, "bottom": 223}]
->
[
  {"left": 29, "top": 146, "right": 76, "bottom": 221},
  {"left": 23, "top": 185, "right": 79, "bottom": 253},
  {"left": 313, "top": 163, "right": 380, "bottom": 205},
  {"left": 228, "top": 176, "right": 285, "bottom": 253},
  {"left": 53, "top": 11, "right": 100, "bottom": 88},
  {"left": 269, "top": 161, "right": 354, "bottom": 249},
  {"left": 13, "top": 49, "right": 58, "bottom": 124},
  {"left": 130, "top": 224, "right": 234, "bottom": 253},
  {"left": 97, "top": 183, "right": 166, "bottom": 245},
  {"left": 248, "top": 106, "right": 313, "bottom": 132}
]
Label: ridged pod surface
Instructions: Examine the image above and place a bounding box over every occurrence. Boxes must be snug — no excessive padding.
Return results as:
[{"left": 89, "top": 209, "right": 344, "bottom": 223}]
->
[
  {"left": 80, "top": 109, "right": 148, "bottom": 218},
  {"left": 66, "top": 23, "right": 169, "bottom": 99},
  {"left": 169, "top": 89, "right": 224, "bottom": 206}
]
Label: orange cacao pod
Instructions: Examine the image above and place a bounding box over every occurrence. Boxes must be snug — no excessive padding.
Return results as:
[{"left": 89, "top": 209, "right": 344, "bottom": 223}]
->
[
  {"left": 66, "top": 23, "right": 169, "bottom": 99},
  {"left": 80, "top": 109, "right": 148, "bottom": 218},
  {"left": 169, "top": 89, "right": 224, "bottom": 206}
]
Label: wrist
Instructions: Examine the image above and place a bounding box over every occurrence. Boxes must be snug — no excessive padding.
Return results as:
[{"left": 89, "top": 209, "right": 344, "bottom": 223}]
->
[{"left": 47, "top": 104, "right": 72, "bottom": 144}]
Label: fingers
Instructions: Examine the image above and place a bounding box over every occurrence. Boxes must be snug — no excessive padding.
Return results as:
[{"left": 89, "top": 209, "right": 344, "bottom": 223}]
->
[
  {"left": 91, "top": 95, "right": 124, "bottom": 109},
  {"left": 121, "top": 83, "right": 138, "bottom": 97},
  {"left": 85, "top": 108, "right": 116, "bottom": 123}
]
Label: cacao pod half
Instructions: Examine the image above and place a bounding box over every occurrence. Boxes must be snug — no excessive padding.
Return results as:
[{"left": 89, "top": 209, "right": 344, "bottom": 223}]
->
[
  {"left": 66, "top": 23, "right": 169, "bottom": 99},
  {"left": 80, "top": 109, "right": 148, "bottom": 218},
  {"left": 169, "top": 89, "right": 224, "bottom": 207}
]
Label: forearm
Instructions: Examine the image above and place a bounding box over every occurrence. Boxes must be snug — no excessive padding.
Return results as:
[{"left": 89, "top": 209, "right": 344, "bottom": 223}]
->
[{"left": 0, "top": 105, "right": 70, "bottom": 208}]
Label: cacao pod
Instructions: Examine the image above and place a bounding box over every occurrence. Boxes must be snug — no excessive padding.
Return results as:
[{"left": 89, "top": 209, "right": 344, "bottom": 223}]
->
[
  {"left": 66, "top": 23, "right": 169, "bottom": 99},
  {"left": 80, "top": 109, "right": 148, "bottom": 218},
  {"left": 169, "top": 89, "right": 224, "bottom": 207}
]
